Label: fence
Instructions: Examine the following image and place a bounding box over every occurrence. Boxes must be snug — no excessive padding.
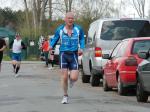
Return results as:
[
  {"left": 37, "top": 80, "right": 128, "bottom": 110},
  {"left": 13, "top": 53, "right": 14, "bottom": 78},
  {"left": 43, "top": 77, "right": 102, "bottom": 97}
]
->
[
  {"left": 4, "top": 37, "right": 41, "bottom": 61},
  {"left": 23, "top": 37, "right": 41, "bottom": 60}
]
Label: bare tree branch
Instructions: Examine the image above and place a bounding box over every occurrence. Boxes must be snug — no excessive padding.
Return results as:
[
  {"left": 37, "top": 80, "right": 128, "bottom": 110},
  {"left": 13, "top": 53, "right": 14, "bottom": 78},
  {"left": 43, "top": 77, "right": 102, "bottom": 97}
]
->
[{"left": 130, "top": 0, "right": 146, "bottom": 18}]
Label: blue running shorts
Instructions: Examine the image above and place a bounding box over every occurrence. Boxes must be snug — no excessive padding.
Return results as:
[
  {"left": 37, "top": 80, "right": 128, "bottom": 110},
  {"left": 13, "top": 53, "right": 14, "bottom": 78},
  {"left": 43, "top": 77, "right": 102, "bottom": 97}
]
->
[
  {"left": 60, "top": 51, "right": 78, "bottom": 70},
  {"left": 12, "top": 53, "right": 21, "bottom": 61}
]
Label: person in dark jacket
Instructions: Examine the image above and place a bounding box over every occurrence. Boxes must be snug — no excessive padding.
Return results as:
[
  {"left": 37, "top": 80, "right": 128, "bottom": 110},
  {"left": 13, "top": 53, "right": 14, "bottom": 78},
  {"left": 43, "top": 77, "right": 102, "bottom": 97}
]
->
[{"left": 0, "top": 38, "right": 6, "bottom": 72}]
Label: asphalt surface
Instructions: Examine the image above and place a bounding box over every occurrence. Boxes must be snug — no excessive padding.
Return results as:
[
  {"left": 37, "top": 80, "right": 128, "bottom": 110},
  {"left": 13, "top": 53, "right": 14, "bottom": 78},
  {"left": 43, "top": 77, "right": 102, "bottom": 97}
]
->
[{"left": 0, "top": 61, "right": 150, "bottom": 112}]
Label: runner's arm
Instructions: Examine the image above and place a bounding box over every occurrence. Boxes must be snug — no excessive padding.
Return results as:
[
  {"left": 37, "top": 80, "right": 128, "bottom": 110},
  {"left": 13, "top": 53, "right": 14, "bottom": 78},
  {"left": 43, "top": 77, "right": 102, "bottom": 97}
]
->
[
  {"left": 21, "top": 41, "right": 26, "bottom": 50},
  {"left": 79, "top": 26, "right": 85, "bottom": 50}
]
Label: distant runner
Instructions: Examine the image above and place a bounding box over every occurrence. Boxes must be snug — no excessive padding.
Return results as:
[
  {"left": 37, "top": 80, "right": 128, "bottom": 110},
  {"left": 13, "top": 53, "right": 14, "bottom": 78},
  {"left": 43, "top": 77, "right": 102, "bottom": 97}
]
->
[{"left": 10, "top": 34, "right": 26, "bottom": 77}]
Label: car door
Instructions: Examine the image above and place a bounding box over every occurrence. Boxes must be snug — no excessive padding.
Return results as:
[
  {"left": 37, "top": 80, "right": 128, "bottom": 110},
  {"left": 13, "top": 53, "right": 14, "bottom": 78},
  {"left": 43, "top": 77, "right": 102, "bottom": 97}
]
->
[
  {"left": 82, "top": 38, "right": 93, "bottom": 74},
  {"left": 82, "top": 23, "right": 97, "bottom": 75},
  {"left": 105, "top": 42, "right": 123, "bottom": 87},
  {"left": 141, "top": 57, "right": 150, "bottom": 90},
  {"left": 111, "top": 41, "right": 129, "bottom": 87}
]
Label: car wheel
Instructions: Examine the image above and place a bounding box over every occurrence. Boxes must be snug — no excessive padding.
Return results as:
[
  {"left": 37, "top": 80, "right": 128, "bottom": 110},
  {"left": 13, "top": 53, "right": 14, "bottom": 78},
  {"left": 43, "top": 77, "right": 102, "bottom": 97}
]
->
[
  {"left": 89, "top": 63, "right": 100, "bottom": 87},
  {"left": 103, "top": 74, "right": 111, "bottom": 91},
  {"left": 136, "top": 78, "right": 148, "bottom": 102},
  {"left": 117, "top": 75, "right": 125, "bottom": 95},
  {"left": 90, "top": 73, "right": 100, "bottom": 87},
  {"left": 81, "top": 67, "right": 90, "bottom": 83}
]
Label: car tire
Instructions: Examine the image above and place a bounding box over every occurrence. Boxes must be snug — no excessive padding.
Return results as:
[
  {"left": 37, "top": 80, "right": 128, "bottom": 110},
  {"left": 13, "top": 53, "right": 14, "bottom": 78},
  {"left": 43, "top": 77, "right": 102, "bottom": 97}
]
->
[
  {"left": 136, "top": 78, "right": 148, "bottom": 102},
  {"left": 103, "top": 74, "right": 111, "bottom": 91},
  {"left": 82, "top": 74, "right": 90, "bottom": 83},
  {"left": 81, "top": 67, "right": 90, "bottom": 83},
  {"left": 89, "top": 63, "right": 100, "bottom": 87},
  {"left": 90, "top": 73, "right": 100, "bottom": 87},
  {"left": 117, "top": 75, "right": 125, "bottom": 95}
]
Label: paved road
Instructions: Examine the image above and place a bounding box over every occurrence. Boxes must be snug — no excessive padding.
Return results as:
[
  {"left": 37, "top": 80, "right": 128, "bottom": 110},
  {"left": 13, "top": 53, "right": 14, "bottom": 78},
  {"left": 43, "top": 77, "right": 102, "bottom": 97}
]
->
[{"left": 0, "top": 61, "right": 150, "bottom": 112}]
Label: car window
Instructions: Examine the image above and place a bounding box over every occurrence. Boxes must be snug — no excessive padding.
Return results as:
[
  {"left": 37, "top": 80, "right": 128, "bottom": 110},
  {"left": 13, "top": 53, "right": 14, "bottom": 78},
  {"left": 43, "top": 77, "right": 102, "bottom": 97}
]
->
[
  {"left": 148, "top": 57, "right": 150, "bottom": 61},
  {"left": 101, "top": 20, "right": 150, "bottom": 40},
  {"left": 132, "top": 40, "right": 150, "bottom": 54},
  {"left": 87, "top": 22, "right": 98, "bottom": 45},
  {"left": 116, "top": 40, "right": 128, "bottom": 57},
  {"left": 111, "top": 42, "right": 122, "bottom": 58}
]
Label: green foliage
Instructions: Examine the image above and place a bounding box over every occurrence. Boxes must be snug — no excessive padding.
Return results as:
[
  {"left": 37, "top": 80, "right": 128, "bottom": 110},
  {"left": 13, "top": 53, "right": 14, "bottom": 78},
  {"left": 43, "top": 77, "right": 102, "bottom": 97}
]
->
[
  {"left": 25, "top": 55, "right": 39, "bottom": 61},
  {"left": 3, "top": 55, "right": 11, "bottom": 61},
  {"left": 0, "top": 13, "right": 4, "bottom": 25},
  {"left": 75, "top": 18, "right": 93, "bottom": 35},
  {"left": 0, "top": 7, "right": 92, "bottom": 42},
  {"left": 48, "top": 19, "right": 64, "bottom": 34},
  {"left": 0, "top": 8, "right": 18, "bottom": 28},
  {"left": 0, "top": 7, "right": 91, "bottom": 40}
]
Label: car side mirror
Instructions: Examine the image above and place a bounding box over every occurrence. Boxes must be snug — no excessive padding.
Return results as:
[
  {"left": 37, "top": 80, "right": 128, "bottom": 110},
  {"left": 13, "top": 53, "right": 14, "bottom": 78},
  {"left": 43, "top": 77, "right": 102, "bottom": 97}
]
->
[
  {"left": 102, "top": 54, "right": 110, "bottom": 59},
  {"left": 138, "top": 50, "right": 149, "bottom": 59}
]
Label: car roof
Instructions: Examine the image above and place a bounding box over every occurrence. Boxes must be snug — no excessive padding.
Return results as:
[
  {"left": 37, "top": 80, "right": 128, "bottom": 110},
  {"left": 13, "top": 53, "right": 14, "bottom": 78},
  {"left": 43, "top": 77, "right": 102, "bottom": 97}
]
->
[
  {"left": 123, "top": 37, "right": 150, "bottom": 41},
  {"left": 90, "top": 18, "right": 150, "bottom": 27},
  {"left": 96, "top": 18, "right": 149, "bottom": 22}
]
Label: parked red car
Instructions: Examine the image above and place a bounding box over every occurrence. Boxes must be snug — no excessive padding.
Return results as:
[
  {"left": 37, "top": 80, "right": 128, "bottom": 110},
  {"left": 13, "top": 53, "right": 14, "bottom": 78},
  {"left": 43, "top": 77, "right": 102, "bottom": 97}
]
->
[{"left": 102, "top": 37, "right": 150, "bottom": 95}]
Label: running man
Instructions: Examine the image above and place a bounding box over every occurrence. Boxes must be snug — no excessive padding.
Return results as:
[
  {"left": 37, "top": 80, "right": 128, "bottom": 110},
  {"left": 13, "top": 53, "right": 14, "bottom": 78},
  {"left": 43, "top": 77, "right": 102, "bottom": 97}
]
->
[
  {"left": 0, "top": 38, "right": 6, "bottom": 72},
  {"left": 49, "top": 12, "right": 85, "bottom": 104},
  {"left": 10, "top": 34, "right": 26, "bottom": 77}
]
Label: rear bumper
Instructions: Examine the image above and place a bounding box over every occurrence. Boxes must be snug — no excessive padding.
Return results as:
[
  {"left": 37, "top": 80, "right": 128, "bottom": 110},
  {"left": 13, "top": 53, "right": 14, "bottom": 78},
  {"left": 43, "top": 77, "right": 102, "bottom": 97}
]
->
[
  {"left": 139, "top": 74, "right": 150, "bottom": 93},
  {"left": 122, "top": 82, "right": 136, "bottom": 88},
  {"left": 120, "top": 71, "right": 136, "bottom": 87},
  {"left": 91, "top": 66, "right": 103, "bottom": 78}
]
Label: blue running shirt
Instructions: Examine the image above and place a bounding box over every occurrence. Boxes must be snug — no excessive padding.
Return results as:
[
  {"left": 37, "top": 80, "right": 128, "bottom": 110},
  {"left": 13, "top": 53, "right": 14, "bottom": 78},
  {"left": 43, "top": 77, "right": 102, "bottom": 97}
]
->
[{"left": 50, "top": 24, "right": 85, "bottom": 51}]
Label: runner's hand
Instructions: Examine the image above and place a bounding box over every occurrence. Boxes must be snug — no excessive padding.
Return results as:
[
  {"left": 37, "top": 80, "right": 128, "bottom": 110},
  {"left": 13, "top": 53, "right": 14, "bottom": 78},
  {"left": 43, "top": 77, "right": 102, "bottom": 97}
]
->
[
  {"left": 78, "top": 49, "right": 83, "bottom": 56},
  {"left": 49, "top": 47, "right": 53, "bottom": 51}
]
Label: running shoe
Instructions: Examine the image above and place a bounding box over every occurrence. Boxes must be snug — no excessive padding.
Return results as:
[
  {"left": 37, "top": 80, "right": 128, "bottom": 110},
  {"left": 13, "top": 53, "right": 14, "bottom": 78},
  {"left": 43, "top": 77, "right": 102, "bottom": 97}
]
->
[
  {"left": 48, "top": 66, "right": 54, "bottom": 70},
  {"left": 61, "top": 96, "right": 69, "bottom": 104},
  {"left": 15, "top": 73, "right": 20, "bottom": 78}
]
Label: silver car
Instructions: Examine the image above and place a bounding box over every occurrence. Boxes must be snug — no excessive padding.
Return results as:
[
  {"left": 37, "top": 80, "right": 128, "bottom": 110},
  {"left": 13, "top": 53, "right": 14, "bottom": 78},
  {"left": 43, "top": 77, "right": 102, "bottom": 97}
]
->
[
  {"left": 136, "top": 49, "right": 150, "bottom": 102},
  {"left": 81, "top": 18, "right": 150, "bottom": 86}
]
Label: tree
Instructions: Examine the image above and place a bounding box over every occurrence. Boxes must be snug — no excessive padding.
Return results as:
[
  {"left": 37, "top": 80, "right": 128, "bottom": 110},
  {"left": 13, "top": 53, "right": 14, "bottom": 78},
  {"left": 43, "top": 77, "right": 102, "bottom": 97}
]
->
[
  {"left": 64, "top": 0, "right": 74, "bottom": 12},
  {"left": 48, "top": 0, "right": 53, "bottom": 21},
  {"left": 39, "top": 0, "right": 48, "bottom": 30},
  {"left": 23, "top": 0, "right": 49, "bottom": 37},
  {"left": 129, "top": 0, "right": 146, "bottom": 18},
  {"left": 24, "top": 0, "right": 31, "bottom": 36},
  {"left": 0, "top": 8, "right": 18, "bottom": 29},
  {"left": 76, "top": 0, "right": 117, "bottom": 20}
]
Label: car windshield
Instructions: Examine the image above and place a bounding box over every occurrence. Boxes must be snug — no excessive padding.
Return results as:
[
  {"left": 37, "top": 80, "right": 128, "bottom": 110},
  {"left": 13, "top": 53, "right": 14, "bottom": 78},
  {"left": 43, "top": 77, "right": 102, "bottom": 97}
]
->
[
  {"left": 132, "top": 40, "right": 150, "bottom": 54},
  {"left": 101, "top": 20, "right": 150, "bottom": 40}
]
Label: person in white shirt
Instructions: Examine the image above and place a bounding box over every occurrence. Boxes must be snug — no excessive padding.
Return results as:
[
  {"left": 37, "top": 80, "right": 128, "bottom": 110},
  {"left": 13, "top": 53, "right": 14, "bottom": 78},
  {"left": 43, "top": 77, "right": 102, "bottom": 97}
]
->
[{"left": 10, "top": 34, "right": 26, "bottom": 77}]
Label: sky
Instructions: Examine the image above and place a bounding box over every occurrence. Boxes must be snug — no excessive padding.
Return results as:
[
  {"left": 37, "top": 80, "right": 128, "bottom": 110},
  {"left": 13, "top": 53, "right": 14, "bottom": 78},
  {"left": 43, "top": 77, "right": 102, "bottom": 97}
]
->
[
  {"left": 0, "top": 0, "right": 24, "bottom": 11},
  {"left": 114, "top": 0, "right": 149, "bottom": 18},
  {"left": 0, "top": 0, "right": 149, "bottom": 18}
]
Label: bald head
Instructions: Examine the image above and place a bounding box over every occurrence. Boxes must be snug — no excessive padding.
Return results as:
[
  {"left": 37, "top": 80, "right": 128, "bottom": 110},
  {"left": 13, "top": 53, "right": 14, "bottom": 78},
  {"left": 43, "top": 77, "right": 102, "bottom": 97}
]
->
[
  {"left": 64, "top": 12, "right": 75, "bottom": 28},
  {"left": 65, "top": 12, "right": 74, "bottom": 18}
]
